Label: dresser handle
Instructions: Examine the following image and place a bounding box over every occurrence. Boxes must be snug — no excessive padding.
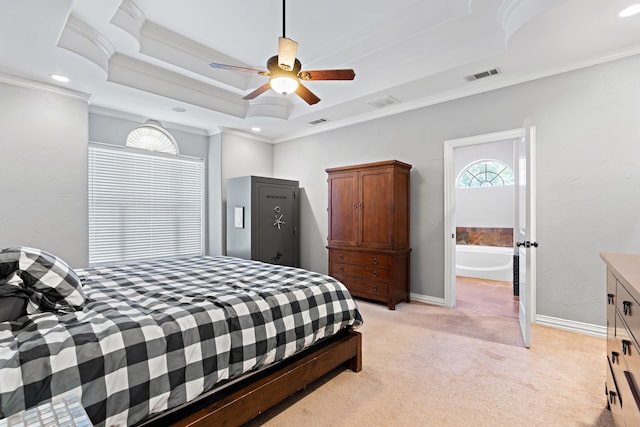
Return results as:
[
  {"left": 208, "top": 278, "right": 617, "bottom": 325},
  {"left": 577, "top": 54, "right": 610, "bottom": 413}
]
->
[
  {"left": 373, "top": 271, "right": 378, "bottom": 278},
  {"left": 372, "top": 285, "right": 378, "bottom": 292},
  {"left": 623, "top": 340, "right": 632, "bottom": 355},
  {"left": 612, "top": 351, "right": 619, "bottom": 364},
  {"left": 373, "top": 258, "right": 378, "bottom": 265},
  {"left": 339, "top": 266, "right": 344, "bottom": 273},
  {"left": 339, "top": 254, "right": 344, "bottom": 261},
  {"left": 609, "top": 390, "right": 618, "bottom": 405},
  {"left": 608, "top": 293, "right": 614, "bottom": 304},
  {"left": 623, "top": 301, "right": 631, "bottom": 316}
]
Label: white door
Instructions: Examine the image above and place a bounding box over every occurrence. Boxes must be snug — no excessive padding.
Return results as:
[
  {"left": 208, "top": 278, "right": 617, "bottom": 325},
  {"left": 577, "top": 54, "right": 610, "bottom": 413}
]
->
[{"left": 514, "top": 124, "right": 537, "bottom": 348}]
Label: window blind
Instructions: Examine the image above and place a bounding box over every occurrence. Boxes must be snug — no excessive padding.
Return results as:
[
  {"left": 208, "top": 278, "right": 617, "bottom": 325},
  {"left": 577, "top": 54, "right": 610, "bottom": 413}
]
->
[{"left": 88, "top": 143, "right": 204, "bottom": 265}]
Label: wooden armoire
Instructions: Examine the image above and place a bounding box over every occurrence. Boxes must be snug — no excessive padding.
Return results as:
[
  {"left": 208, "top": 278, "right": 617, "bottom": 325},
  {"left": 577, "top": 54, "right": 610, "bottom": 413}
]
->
[{"left": 326, "top": 160, "right": 411, "bottom": 310}]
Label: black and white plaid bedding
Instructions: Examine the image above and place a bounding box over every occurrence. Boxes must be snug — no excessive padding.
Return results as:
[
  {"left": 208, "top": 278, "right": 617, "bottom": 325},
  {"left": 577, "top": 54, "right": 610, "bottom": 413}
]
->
[{"left": 0, "top": 256, "right": 362, "bottom": 426}]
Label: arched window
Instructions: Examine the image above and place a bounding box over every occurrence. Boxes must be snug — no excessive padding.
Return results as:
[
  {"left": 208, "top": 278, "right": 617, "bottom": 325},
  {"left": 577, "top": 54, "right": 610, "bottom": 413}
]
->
[
  {"left": 457, "top": 160, "right": 514, "bottom": 188},
  {"left": 126, "top": 120, "right": 179, "bottom": 154}
]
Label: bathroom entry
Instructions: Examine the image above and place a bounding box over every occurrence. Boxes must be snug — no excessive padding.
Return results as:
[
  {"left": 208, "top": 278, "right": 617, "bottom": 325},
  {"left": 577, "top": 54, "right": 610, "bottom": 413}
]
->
[
  {"left": 444, "top": 127, "right": 537, "bottom": 347},
  {"left": 454, "top": 141, "right": 517, "bottom": 318}
]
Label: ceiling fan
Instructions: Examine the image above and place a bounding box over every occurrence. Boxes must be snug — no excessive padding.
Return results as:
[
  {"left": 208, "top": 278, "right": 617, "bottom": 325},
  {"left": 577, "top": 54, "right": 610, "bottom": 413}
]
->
[{"left": 209, "top": 0, "right": 355, "bottom": 105}]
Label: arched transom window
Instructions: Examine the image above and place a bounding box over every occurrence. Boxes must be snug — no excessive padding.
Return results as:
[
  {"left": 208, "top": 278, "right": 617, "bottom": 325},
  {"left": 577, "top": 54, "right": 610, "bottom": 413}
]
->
[
  {"left": 457, "top": 160, "right": 514, "bottom": 188},
  {"left": 126, "top": 121, "right": 179, "bottom": 154}
]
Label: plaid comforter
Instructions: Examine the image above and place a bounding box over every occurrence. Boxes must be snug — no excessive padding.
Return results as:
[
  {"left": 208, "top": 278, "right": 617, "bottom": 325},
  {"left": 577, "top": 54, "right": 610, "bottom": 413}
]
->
[{"left": 0, "top": 256, "right": 362, "bottom": 426}]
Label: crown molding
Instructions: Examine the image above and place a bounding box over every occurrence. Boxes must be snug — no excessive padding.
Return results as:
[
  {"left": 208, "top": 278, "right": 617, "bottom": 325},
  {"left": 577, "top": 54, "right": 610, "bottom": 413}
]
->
[
  {"left": 58, "top": 15, "right": 115, "bottom": 74},
  {"left": 0, "top": 71, "right": 90, "bottom": 102},
  {"left": 89, "top": 105, "right": 213, "bottom": 136},
  {"left": 277, "top": 49, "right": 640, "bottom": 143}
]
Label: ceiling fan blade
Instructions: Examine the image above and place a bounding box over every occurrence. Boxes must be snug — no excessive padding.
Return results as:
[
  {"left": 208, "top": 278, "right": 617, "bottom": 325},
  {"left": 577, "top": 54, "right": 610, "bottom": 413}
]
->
[
  {"left": 295, "top": 83, "right": 321, "bottom": 105},
  {"left": 243, "top": 83, "right": 272, "bottom": 100},
  {"left": 299, "top": 69, "right": 355, "bottom": 81},
  {"left": 210, "top": 63, "right": 269, "bottom": 76}
]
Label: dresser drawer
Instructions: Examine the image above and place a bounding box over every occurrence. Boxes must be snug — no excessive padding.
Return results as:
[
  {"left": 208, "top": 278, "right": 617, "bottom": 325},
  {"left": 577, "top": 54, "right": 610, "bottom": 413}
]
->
[
  {"left": 339, "top": 277, "right": 389, "bottom": 299},
  {"left": 330, "top": 250, "right": 389, "bottom": 267},
  {"left": 617, "top": 282, "right": 640, "bottom": 343},
  {"left": 330, "top": 262, "right": 389, "bottom": 282}
]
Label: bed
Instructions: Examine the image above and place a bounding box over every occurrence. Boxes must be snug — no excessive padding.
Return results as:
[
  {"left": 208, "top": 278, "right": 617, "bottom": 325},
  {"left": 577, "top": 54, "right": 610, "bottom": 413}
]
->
[{"left": 0, "top": 249, "right": 363, "bottom": 426}]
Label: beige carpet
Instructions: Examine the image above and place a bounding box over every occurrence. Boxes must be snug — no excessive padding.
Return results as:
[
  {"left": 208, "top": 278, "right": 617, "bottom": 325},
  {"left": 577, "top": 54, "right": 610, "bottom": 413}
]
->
[{"left": 246, "top": 295, "right": 614, "bottom": 427}]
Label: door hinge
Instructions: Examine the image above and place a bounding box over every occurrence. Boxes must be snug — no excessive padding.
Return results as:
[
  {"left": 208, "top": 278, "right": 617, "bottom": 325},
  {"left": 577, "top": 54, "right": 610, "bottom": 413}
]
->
[{"left": 516, "top": 241, "right": 539, "bottom": 248}]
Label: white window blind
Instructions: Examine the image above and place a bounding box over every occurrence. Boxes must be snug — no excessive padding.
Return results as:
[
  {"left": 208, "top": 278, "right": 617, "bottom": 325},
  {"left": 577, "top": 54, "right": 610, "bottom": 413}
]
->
[{"left": 88, "top": 143, "right": 204, "bottom": 265}]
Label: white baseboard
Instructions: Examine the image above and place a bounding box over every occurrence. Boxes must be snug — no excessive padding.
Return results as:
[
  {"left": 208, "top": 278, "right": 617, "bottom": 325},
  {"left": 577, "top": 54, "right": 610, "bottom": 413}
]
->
[
  {"left": 409, "top": 293, "right": 606, "bottom": 338},
  {"left": 410, "top": 292, "right": 446, "bottom": 306},
  {"left": 535, "top": 314, "right": 606, "bottom": 338}
]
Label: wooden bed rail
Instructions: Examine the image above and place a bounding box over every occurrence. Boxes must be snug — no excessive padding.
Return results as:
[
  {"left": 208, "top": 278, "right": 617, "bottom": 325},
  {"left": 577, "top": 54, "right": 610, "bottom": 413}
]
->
[{"left": 139, "top": 330, "right": 362, "bottom": 427}]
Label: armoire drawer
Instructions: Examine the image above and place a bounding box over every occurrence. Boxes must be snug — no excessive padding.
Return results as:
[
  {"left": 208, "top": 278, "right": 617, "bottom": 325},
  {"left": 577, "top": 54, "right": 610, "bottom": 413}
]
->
[
  {"left": 330, "top": 250, "right": 389, "bottom": 267},
  {"left": 330, "top": 262, "right": 389, "bottom": 282},
  {"left": 336, "top": 276, "right": 389, "bottom": 299}
]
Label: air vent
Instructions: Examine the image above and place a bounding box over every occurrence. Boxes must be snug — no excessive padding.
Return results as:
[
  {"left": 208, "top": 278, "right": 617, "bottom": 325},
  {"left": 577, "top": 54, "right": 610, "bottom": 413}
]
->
[
  {"left": 368, "top": 96, "right": 401, "bottom": 109},
  {"left": 465, "top": 68, "right": 501, "bottom": 82},
  {"left": 309, "top": 118, "right": 328, "bottom": 125}
]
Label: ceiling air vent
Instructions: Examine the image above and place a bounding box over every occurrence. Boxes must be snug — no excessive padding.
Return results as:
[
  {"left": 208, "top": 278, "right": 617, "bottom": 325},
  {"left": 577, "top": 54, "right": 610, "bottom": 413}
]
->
[
  {"left": 368, "top": 95, "right": 401, "bottom": 109},
  {"left": 309, "top": 118, "right": 328, "bottom": 125},
  {"left": 465, "top": 68, "right": 500, "bottom": 82}
]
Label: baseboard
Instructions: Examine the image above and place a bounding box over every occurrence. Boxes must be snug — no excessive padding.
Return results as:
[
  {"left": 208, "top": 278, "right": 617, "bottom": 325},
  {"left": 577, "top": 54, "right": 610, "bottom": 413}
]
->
[
  {"left": 410, "top": 293, "right": 446, "bottom": 306},
  {"left": 535, "top": 314, "right": 606, "bottom": 338}
]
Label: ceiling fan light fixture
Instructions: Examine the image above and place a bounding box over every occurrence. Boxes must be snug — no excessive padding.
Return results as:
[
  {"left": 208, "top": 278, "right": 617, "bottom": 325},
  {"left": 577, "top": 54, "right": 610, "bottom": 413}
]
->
[
  {"left": 270, "top": 75, "right": 299, "bottom": 95},
  {"left": 278, "top": 37, "right": 298, "bottom": 71}
]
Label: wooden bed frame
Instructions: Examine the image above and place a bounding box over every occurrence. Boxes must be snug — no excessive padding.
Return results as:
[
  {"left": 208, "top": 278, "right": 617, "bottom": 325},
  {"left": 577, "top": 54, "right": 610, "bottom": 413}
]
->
[{"left": 138, "top": 329, "right": 362, "bottom": 426}]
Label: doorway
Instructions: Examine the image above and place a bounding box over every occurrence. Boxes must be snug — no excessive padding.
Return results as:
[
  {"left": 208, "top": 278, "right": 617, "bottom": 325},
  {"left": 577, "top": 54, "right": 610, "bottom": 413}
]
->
[
  {"left": 444, "top": 127, "right": 537, "bottom": 346},
  {"left": 453, "top": 140, "right": 517, "bottom": 318}
]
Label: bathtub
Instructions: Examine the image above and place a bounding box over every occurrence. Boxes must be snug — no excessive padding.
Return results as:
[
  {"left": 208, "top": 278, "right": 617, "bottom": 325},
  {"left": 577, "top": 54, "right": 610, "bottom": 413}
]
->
[{"left": 455, "top": 244, "right": 513, "bottom": 282}]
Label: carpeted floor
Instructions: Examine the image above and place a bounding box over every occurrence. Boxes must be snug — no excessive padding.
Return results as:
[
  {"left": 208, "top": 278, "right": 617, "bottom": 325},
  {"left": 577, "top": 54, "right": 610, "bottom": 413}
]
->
[{"left": 246, "top": 280, "right": 613, "bottom": 427}]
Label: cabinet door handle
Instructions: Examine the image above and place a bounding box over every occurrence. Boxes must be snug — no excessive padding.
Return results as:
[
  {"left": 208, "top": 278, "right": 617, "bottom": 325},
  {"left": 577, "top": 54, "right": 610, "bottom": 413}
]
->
[
  {"left": 359, "top": 203, "right": 363, "bottom": 209},
  {"left": 609, "top": 390, "right": 617, "bottom": 405},
  {"left": 608, "top": 293, "right": 614, "bottom": 305},
  {"left": 612, "top": 351, "right": 619, "bottom": 364},
  {"left": 623, "top": 301, "right": 631, "bottom": 316},
  {"left": 623, "top": 340, "right": 632, "bottom": 355},
  {"left": 353, "top": 204, "right": 357, "bottom": 209}
]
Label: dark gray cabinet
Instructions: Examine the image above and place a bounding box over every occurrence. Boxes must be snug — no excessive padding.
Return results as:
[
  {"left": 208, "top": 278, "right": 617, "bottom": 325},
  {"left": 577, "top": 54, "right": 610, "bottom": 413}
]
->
[{"left": 226, "top": 176, "right": 299, "bottom": 267}]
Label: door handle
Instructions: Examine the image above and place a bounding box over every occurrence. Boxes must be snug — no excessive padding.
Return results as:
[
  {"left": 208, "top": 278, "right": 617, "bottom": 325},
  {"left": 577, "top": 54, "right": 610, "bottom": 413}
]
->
[{"left": 516, "top": 241, "right": 538, "bottom": 248}]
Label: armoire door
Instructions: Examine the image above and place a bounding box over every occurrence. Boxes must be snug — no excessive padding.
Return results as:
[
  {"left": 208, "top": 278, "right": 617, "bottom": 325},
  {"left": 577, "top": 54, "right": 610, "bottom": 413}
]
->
[
  {"left": 328, "top": 172, "right": 358, "bottom": 246},
  {"left": 359, "top": 167, "right": 393, "bottom": 248}
]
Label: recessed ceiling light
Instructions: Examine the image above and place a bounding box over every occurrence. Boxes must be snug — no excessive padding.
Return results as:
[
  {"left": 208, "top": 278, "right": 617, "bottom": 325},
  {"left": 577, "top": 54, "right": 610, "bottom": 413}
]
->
[
  {"left": 172, "top": 107, "right": 186, "bottom": 112},
  {"left": 620, "top": 4, "right": 640, "bottom": 17},
  {"left": 50, "top": 74, "right": 70, "bottom": 83},
  {"left": 251, "top": 127, "right": 261, "bottom": 132}
]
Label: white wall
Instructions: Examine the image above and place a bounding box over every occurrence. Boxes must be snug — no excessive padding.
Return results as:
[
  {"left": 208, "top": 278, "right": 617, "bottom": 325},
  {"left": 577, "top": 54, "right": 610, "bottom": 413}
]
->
[
  {"left": 0, "top": 79, "right": 89, "bottom": 267},
  {"left": 274, "top": 53, "right": 640, "bottom": 327},
  {"left": 455, "top": 141, "right": 514, "bottom": 228}
]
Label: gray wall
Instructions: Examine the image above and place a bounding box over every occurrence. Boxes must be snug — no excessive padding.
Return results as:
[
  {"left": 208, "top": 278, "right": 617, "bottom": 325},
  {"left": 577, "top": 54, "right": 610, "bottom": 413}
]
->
[
  {"left": 273, "top": 54, "right": 640, "bottom": 327},
  {"left": 0, "top": 80, "right": 89, "bottom": 268}
]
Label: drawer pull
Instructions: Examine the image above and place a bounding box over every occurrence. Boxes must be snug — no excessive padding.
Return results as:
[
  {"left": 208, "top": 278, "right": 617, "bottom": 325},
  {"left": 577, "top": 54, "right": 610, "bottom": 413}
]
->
[
  {"left": 609, "top": 390, "right": 618, "bottom": 405},
  {"left": 373, "top": 271, "right": 378, "bottom": 278},
  {"left": 373, "top": 258, "right": 379, "bottom": 265},
  {"left": 372, "top": 285, "right": 378, "bottom": 292},
  {"left": 608, "top": 293, "right": 614, "bottom": 304},
  {"left": 623, "top": 340, "right": 632, "bottom": 355},
  {"left": 339, "top": 266, "right": 344, "bottom": 273},
  {"left": 624, "top": 301, "right": 632, "bottom": 316},
  {"left": 612, "top": 351, "right": 619, "bottom": 364},
  {"left": 339, "top": 254, "right": 344, "bottom": 261}
]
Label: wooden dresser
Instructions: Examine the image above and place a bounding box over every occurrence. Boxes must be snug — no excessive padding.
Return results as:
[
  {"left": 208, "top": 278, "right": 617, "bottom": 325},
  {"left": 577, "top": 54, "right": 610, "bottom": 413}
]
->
[
  {"left": 326, "top": 160, "right": 411, "bottom": 310},
  {"left": 602, "top": 253, "right": 640, "bottom": 426}
]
